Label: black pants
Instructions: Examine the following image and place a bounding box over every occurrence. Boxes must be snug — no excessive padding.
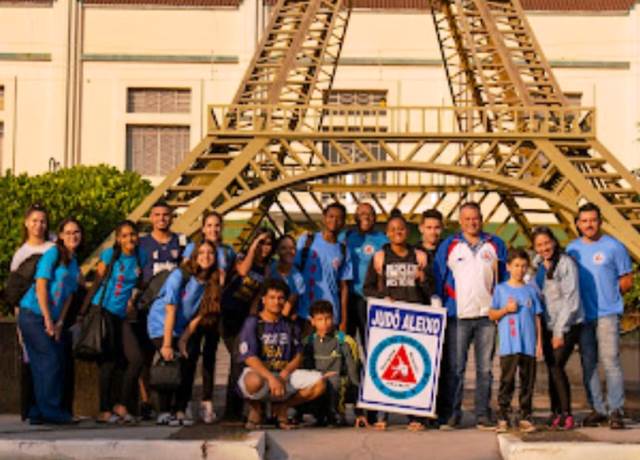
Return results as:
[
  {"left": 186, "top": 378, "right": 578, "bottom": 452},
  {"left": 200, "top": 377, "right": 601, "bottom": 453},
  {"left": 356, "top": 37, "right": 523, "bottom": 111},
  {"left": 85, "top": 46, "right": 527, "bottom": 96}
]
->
[
  {"left": 498, "top": 354, "right": 536, "bottom": 420},
  {"left": 347, "top": 293, "right": 368, "bottom": 350},
  {"left": 542, "top": 324, "right": 582, "bottom": 415},
  {"left": 188, "top": 324, "right": 221, "bottom": 402},
  {"left": 98, "top": 311, "right": 143, "bottom": 413}
]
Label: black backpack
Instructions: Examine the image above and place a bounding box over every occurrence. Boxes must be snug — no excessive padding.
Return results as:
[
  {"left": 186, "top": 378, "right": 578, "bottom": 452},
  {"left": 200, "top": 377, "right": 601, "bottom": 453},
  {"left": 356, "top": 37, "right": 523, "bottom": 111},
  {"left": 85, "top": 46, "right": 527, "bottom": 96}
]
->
[
  {"left": 136, "top": 267, "right": 191, "bottom": 313},
  {"left": 3, "top": 252, "right": 60, "bottom": 308}
]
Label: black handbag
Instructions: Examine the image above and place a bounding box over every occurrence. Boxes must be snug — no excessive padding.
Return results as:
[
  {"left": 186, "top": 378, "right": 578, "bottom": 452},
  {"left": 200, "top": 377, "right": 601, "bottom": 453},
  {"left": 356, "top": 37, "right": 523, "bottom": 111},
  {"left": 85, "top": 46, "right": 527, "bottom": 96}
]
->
[
  {"left": 72, "top": 304, "right": 106, "bottom": 361},
  {"left": 150, "top": 351, "right": 182, "bottom": 392}
]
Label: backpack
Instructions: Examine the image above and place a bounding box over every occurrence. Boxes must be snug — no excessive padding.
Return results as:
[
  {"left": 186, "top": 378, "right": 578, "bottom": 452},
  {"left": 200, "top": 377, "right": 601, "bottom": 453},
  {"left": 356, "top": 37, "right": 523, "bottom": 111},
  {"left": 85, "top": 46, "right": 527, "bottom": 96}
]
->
[
  {"left": 136, "top": 267, "right": 191, "bottom": 313},
  {"left": 3, "top": 252, "right": 61, "bottom": 308},
  {"left": 296, "top": 232, "right": 347, "bottom": 272}
]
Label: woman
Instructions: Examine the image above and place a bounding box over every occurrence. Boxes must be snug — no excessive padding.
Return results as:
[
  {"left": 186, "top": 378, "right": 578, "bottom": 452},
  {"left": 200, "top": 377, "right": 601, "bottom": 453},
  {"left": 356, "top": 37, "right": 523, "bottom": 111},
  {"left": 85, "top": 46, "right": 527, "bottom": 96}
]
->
[
  {"left": 11, "top": 204, "right": 55, "bottom": 421},
  {"left": 270, "top": 234, "right": 305, "bottom": 319},
  {"left": 147, "top": 240, "right": 219, "bottom": 426},
  {"left": 93, "top": 220, "right": 146, "bottom": 424},
  {"left": 363, "top": 214, "right": 433, "bottom": 431},
  {"left": 182, "top": 211, "right": 237, "bottom": 423},
  {"left": 18, "top": 217, "right": 83, "bottom": 424},
  {"left": 533, "top": 226, "right": 584, "bottom": 430},
  {"left": 220, "top": 228, "right": 275, "bottom": 420}
]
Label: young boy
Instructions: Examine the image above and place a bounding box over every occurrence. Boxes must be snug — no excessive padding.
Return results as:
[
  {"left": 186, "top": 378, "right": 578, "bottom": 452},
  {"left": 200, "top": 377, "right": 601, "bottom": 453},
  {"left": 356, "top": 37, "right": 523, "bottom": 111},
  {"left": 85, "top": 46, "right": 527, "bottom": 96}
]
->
[
  {"left": 303, "top": 300, "right": 360, "bottom": 426},
  {"left": 237, "top": 279, "right": 326, "bottom": 429},
  {"left": 489, "top": 249, "right": 543, "bottom": 433}
]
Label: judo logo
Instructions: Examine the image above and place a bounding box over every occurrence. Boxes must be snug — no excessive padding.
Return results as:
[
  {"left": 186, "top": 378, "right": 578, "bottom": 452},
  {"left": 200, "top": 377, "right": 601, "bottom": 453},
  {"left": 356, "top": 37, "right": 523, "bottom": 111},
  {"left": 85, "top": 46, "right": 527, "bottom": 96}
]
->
[{"left": 369, "top": 336, "right": 431, "bottom": 399}]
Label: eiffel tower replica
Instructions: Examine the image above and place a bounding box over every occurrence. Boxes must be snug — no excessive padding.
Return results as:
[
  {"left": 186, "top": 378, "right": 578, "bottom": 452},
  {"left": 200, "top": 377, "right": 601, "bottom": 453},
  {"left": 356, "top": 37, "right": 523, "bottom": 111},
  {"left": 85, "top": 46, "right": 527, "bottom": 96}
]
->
[{"left": 98, "top": 0, "right": 640, "bottom": 260}]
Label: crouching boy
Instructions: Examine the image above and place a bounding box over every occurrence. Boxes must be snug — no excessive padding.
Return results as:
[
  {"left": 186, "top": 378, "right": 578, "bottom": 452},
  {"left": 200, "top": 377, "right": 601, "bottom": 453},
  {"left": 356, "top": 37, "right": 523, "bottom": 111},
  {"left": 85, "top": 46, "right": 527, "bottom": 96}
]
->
[
  {"left": 303, "top": 300, "right": 360, "bottom": 426},
  {"left": 237, "top": 279, "right": 326, "bottom": 429}
]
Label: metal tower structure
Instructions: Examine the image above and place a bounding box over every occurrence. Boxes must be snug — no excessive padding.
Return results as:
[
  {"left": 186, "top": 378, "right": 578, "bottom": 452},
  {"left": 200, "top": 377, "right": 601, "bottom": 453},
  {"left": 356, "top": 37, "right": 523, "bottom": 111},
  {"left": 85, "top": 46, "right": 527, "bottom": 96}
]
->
[{"left": 98, "top": 0, "right": 640, "bottom": 260}]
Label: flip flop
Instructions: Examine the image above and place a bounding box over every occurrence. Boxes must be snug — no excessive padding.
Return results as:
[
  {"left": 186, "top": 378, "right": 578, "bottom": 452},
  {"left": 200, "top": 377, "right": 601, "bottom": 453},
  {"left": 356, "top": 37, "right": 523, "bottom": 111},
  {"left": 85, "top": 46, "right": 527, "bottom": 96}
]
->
[{"left": 407, "top": 421, "right": 426, "bottom": 432}]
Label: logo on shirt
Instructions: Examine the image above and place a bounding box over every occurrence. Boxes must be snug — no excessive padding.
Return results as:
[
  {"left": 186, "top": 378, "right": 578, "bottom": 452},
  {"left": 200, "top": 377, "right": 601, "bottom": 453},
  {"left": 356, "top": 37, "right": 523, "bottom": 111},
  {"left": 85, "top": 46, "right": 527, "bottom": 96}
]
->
[
  {"left": 593, "top": 252, "right": 606, "bottom": 265},
  {"left": 171, "top": 249, "right": 179, "bottom": 259},
  {"left": 332, "top": 257, "right": 341, "bottom": 270},
  {"left": 525, "top": 298, "right": 532, "bottom": 309},
  {"left": 364, "top": 244, "right": 375, "bottom": 255},
  {"left": 239, "top": 341, "right": 249, "bottom": 355},
  {"left": 480, "top": 249, "right": 495, "bottom": 262},
  {"left": 369, "top": 335, "right": 431, "bottom": 400}
]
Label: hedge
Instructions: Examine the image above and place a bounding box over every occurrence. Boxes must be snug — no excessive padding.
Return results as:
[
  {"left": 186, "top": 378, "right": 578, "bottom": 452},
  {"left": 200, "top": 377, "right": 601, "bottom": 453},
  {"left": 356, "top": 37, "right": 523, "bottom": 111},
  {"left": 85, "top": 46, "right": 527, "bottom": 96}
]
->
[{"left": 0, "top": 165, "right": 152, "bottom": 311}]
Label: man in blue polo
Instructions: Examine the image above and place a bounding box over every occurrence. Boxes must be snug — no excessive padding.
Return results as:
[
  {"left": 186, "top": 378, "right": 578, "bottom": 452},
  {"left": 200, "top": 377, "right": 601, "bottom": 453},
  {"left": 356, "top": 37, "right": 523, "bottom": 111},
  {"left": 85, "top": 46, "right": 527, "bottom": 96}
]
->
[
  {"left": 567, "top": 202, "right": 633, "bottom": 430},
  {"left": 341, "top": 202, "right": 388, "bottom": 348},
  {"left": 434, "top": 201, "right": 507, "bottom": 430}
]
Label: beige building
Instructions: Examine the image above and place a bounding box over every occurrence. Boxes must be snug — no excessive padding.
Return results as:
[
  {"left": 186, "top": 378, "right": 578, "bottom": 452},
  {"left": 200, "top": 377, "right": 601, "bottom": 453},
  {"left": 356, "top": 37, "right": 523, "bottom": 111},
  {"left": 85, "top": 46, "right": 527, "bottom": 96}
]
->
[{"left": 1, "top": 0, "right": 639, "bottom": 183}]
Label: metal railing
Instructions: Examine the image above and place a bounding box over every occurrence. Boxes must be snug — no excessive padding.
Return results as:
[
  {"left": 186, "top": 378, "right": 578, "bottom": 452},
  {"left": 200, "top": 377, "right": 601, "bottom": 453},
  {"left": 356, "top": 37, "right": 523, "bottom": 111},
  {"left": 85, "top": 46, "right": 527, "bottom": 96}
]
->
[{"left": 208, "top": 104, "right": 596, "bottom": 137}]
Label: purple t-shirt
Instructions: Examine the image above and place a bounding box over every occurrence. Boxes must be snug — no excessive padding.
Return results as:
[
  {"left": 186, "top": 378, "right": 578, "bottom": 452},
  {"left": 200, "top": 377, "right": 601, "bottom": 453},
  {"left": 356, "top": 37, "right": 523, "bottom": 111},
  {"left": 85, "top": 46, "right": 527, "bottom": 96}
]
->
[{"left": 237, "top": 316, "right": 302, "bottom": 372}]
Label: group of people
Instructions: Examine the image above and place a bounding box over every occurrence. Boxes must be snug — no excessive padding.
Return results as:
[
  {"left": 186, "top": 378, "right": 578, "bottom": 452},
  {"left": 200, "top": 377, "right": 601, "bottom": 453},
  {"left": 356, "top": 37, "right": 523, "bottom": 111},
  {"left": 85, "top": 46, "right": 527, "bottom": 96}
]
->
[{"left": 9, "top": 198, "right": 633, "bottom": 432}]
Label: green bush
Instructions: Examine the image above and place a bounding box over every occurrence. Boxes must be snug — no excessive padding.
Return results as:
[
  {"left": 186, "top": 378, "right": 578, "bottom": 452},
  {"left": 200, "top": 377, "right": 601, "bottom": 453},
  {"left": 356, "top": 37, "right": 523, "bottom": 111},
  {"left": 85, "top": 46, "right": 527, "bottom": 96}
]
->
[{"left": 0, "top": 165, "right": 152, "bottom": 304}]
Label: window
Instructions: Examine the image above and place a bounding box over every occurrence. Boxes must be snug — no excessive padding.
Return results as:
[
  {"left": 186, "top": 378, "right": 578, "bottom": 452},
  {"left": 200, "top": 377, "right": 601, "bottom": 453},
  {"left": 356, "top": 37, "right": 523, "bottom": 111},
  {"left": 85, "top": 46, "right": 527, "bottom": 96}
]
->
[
  {"left": 321, "top": 89, "right": 388, "bottom": 201},
  {"left": 127, "top": 88, "right": 191, "bottom": 113},
  {"left": 126, "top": 125, "right": 190, "bottom": 176},
  {"left": 0, "top": 86, "right": 4, "bottom": 111},
  {"left": 564, "top": 92, "right": 582, "bottom": 107}
]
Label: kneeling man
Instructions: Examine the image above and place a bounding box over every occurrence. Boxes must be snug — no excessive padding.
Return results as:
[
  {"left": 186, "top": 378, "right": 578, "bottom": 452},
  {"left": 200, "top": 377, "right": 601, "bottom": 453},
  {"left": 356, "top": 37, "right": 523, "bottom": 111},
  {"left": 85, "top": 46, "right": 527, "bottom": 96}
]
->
[{"left": 237, "top": 279, "right": 326, "bottom": 429}]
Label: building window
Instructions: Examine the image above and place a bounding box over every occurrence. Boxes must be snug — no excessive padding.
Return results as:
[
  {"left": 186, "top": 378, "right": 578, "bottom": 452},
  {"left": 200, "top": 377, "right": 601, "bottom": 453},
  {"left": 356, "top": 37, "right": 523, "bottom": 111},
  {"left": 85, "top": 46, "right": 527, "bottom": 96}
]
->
[
  {"left": 126, "top": 125, "right": 190, "bottom": 176},
  {"left": 0, "top": 86, "right": 4, "bottom": 111},
  {"left": 321, "top": 90, "right": 388, "bottom": 201},
  {"left": 564, "top": 92, "right": 582, "bottom": 106},
  {"left": 127, "top": 88, "right": 191, "bottom": 114}
]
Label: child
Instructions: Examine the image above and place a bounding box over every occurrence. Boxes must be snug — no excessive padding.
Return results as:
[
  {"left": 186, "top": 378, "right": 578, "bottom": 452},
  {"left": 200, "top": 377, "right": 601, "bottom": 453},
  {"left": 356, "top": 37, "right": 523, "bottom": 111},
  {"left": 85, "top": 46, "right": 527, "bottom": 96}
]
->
[
  {"left": 489, "top": 248, "right": 543, "bottom": 433},
  {"left": 303, "top": 300, "right": 360, "bottom": 426}
]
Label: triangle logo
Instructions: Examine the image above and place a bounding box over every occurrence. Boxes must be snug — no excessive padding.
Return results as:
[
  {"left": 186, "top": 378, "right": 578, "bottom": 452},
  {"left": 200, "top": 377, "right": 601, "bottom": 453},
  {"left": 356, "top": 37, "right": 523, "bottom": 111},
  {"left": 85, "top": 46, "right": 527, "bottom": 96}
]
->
[{"left": 380, "top": 345, "right": 417, "bottom": 384}]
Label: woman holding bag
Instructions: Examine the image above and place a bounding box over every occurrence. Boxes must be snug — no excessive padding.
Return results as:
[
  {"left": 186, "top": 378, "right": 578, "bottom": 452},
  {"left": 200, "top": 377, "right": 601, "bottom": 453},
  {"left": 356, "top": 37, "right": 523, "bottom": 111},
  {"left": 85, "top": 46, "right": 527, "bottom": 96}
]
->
[
  {"left": 147, "top": 240, "right": 219, "bottom": 426},
  {"left": 92, "top": 220, "right": 146, "bottom": 424},
  {"left": 18, "top": 217, "right": 83, "bottom": 424}
]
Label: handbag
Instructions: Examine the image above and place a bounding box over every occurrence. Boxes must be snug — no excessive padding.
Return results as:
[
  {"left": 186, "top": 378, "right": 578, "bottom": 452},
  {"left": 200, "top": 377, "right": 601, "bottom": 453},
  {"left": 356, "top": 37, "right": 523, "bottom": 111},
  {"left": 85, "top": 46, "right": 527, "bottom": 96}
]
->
[
  {"left": 72, "top": 251, "right": 118, "bottom": 361},
  {"left": 150, "top": 351, "right": 182, "bottom": 392}
]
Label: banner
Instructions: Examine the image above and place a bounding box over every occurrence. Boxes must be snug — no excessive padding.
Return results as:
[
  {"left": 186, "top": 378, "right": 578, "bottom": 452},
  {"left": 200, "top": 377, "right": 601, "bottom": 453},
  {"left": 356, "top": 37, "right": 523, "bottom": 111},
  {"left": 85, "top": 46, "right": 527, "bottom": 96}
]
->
[{"left": 357, "top": 298, "right": 447, "bottom": 417}]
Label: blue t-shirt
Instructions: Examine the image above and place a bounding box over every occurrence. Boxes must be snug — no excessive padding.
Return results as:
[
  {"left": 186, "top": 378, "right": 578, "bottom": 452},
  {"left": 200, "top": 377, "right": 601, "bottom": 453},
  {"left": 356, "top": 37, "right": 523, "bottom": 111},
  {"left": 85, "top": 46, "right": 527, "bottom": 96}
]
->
[
  {"left": 567, "top": 235, "right": 632, "bottom": 321},
  {"left": 20, "top": 246, "right": 80, "bottom": 322},
  {"left": 92, "top": 247, "right": 146, "bottom": 318},
  {"left": 491, "top": 283, "right": 543, "bottom": 357},
  {"left": 294, "top": 232, "right": 354, "bottom": 324},
  {"left": 341, "top": 229, "right": 388, "bottom": 297},
  {"left": 237, "top": 315, "right": 302, "bottom": 372},
  {"left": 183, "top": 241, "right": 236, "bottom": 274},
  {"left": 269, "top": 261, "right": 305, "bottom": 298},
  {"left": 139, "top": 233, "right": 189, "bottom": 283},
  {"left": 147, "top": 269, "right": 206, "bottom": 339}
]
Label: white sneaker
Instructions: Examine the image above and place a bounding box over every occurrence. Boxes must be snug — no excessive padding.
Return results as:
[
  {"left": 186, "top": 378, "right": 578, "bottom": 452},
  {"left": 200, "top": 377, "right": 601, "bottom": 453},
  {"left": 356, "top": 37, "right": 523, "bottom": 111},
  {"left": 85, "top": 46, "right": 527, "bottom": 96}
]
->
[
  {"left": 200, "top": 400, "right": 216, "bottom": 425},
  {"left": 156, "top": 412, "right": 172, "bottom": 425}
]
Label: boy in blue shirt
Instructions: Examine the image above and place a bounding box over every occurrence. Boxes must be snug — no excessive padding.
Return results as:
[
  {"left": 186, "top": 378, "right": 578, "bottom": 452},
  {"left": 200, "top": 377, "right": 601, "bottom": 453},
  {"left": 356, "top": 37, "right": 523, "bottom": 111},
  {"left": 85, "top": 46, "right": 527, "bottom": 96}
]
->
[{"left": 489, "top": 249, "right": 543, "bottom": 433}]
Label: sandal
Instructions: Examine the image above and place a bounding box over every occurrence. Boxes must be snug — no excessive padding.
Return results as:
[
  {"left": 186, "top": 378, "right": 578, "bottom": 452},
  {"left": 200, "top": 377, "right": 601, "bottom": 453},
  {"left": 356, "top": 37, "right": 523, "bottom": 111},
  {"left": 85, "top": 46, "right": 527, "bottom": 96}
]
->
[
  {"left": 354, "top": 416, "right": 370, "bottom": 429},
  {"left": 407, "top": 421, "right": 426, "bottom": 432},
  {"left": 245, "top": 404, "right": 263, "bottom": 430},
  {"left": 373, "top": 421, "right": 387, "bottom": 431}
]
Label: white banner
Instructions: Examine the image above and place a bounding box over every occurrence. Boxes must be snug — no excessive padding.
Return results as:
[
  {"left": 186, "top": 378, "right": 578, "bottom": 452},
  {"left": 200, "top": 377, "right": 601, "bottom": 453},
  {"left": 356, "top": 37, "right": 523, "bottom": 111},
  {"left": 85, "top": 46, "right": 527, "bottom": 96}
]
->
[{"left": 357, "top": 298, "right": 447, "bottom": 418}]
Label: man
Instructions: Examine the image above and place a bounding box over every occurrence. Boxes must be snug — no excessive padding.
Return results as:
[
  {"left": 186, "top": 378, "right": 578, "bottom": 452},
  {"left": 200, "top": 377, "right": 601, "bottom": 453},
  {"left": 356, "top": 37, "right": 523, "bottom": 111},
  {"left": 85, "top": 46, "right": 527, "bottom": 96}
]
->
[
  {"left": 237, "top": 279, "right": 326, "bottom": 429},
  {"left": 342, "top": 202, "right": 388, "bottom": 347},
  {"left": 296, "top": 202, "right": 353, "bottom": 332},
  {"left": 567, "top": 202, "right": 633, "bottom": 430},
  {"left": 434, "top": 202, "right": 507, "bottom": 430},
  {"left": 139, "top": 201, "right": 188, "bottom": 284},
  {"left": 419, "top": 208, "right": 454, "bottom": 427}
]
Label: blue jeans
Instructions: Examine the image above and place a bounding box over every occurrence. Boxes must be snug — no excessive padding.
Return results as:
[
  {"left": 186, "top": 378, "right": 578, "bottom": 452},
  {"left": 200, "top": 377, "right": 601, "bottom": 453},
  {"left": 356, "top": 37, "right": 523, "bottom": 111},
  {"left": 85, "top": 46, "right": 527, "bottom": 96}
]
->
[
  {"left": 18, "top": 309, "right": 72, "bottom": 423},
  {"left": 580, "top": 315, "right": 625, "bottom": 414},
  {"left": 453, "top": 317, "right": 496, "bottom": 419},
  {"left": 436, "top": 317, "right": 458, "bottom": 423}
]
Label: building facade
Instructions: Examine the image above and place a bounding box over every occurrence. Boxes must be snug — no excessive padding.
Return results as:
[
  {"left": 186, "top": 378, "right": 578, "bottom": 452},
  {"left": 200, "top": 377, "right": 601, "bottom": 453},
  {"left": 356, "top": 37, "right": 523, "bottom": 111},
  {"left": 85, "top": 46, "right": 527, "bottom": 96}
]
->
[{"left": 1, "top": 0, "right": 639, "bottom": 182}]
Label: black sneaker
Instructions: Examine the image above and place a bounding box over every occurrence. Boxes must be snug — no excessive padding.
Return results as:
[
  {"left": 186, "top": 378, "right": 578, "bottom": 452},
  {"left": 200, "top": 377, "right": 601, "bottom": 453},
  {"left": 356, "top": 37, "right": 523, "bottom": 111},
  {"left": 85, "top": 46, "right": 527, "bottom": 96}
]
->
[
  {"left": 440, "top": 414, "right": 461, "bottom": 430},
  {"left": 609, "top": 410, "right": 625, "bottom": 430},
  {"left": 476, "top": 416, "right": 496, "bottom": 431},
  {"left": 582, "top": 410, "right": 607, "bottom": 427}
]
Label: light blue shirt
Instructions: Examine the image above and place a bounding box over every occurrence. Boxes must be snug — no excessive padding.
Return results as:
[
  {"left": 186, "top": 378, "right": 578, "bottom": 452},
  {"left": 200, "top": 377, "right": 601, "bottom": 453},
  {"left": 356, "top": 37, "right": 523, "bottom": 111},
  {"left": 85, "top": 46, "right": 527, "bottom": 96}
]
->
[
  {"left": 295, "top": 232, "right": 353, "bottom": 323},
  {"left": 491, "top": 283, "right": 543, "bottom": 357},
  {"left": 147, "top": 269, "right": 206, "bottom": 339},
  {"left": 92, "top": 247, "right": 146, "bottom": 318},
  {"left": 269, "top": 261, "right": 305, "bottom": 298},
  {"left": 567, "top": 235, "right": 632, "bottom": 321},
  {"left": 20, "top": 246, "right": 80, "bottom": 322},
  {"left": 341, "top": 229, "right": 388, "bottom": 297}
]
